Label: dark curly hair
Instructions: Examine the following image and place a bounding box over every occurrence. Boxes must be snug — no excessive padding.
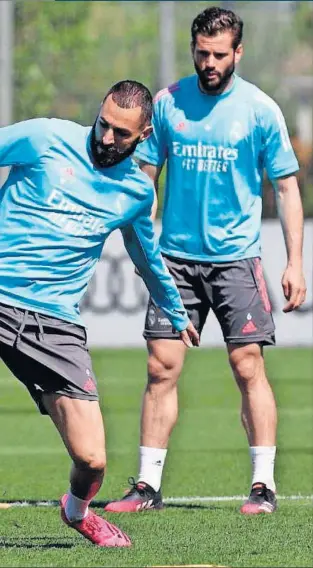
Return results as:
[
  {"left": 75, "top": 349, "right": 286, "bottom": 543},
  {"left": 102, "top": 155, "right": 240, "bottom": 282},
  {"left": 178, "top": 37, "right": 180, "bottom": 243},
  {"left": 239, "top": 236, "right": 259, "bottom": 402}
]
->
[
  {"left": 103, "top": 80, "right": 153, "bottom": 126},
  {"left": 191, "top": 6, "right": 243, "bottom": 50}
]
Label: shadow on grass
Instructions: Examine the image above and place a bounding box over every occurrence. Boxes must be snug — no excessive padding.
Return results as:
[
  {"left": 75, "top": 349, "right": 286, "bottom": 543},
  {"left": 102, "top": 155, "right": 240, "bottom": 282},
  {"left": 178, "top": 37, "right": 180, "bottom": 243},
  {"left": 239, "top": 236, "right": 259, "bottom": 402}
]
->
[
  {"left": 164, "top": 503, "right": 220, "bottom": 511},
  {"left": 0, "top": 536, "right": 75, "bottom": 549}
]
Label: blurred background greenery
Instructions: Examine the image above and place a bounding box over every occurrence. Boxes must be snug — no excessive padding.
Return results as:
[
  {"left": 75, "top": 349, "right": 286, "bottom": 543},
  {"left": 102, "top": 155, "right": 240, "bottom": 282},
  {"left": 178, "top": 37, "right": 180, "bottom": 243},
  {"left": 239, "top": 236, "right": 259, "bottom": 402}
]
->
[{"left": 6, "top": 1, "right": 313, "bottom": 216}]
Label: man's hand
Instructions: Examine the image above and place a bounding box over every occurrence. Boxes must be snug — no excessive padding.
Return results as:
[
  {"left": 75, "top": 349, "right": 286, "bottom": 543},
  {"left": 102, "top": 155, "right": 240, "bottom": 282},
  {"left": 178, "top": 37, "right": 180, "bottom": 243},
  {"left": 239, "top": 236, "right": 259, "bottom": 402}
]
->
[
  {"left": 179, "top": 321, "right": 200, "bottom": 348},
  {"left": 281, "top": 263, "right": 306, "bottom": 313}
]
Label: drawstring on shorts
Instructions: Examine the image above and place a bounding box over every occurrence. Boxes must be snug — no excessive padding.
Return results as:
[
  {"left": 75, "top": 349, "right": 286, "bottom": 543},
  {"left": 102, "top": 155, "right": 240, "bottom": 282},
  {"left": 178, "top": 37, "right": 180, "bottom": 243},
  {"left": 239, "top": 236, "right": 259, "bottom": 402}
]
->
[
  {"left": 34, "top": 312, "right": 45, "bottom": 342},
  {"left": 16, "top": 309, "right": 45, "bottom": 343}
]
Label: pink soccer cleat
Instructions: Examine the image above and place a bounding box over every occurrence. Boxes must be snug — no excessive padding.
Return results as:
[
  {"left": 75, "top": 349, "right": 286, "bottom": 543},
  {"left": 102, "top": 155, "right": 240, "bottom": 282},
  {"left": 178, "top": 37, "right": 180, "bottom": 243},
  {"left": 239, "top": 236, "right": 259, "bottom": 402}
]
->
[
  {"left": 104, "top": 477, "right": 163, "bottom": 513},
  {"left": 240, "top": 483, "right": 277, "bottom": 515},
  {"left": 60, "top": 494, "right": 131, "bottom": 547}
]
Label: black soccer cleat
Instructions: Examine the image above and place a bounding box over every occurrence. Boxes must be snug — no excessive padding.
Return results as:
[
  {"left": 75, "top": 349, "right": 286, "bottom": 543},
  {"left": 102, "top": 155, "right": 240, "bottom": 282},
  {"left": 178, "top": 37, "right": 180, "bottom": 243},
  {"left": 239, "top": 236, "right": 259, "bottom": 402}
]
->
[
  {"left": 240, "top": 482, "right": 277, "bottom": 514},
  {"left": 104, "top": 477, "right": 164, "bottom": 513}
]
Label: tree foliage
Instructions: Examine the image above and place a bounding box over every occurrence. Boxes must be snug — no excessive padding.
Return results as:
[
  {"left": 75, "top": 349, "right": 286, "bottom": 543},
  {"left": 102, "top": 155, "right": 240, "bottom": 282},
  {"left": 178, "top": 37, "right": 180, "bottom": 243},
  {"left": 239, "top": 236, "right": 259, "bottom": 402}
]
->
[
  {"left": 13, "top": 1, "right": 312, "bottom": 216},
  {"left": 14, "top": 1, "right": 94, "bottom": 120},
  {"left": 14, "top": 1, "right": 159, "bottom": 124}
]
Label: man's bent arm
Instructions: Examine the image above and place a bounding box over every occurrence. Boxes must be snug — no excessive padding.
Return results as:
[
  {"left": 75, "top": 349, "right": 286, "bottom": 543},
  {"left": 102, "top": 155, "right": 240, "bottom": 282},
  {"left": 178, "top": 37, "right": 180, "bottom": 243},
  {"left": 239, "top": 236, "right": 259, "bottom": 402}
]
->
[
  {"left": 138, "top": 160, "right": 163, "bottom": 222},
  {"left": 120, "top": 212, "right": 188, "bottom": 332}
]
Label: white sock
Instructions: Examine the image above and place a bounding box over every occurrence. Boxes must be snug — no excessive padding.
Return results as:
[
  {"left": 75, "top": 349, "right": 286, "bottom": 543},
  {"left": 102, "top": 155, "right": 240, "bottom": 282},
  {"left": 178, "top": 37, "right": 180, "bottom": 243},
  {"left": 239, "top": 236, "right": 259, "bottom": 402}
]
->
[
  {"left": 250, "top": 446, "right": 276, "bottom": 492},
  {"left": 65, "top": 491, "right": 89, "bottom": 522},
  {"left": 137, "top": 446, "right": 167, "bottom": 492}
]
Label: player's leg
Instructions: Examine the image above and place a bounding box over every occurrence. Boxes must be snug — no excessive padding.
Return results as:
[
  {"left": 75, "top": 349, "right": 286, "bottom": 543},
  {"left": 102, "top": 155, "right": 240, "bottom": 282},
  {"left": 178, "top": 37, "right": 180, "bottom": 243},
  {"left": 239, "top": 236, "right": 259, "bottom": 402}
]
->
[
  {"left": 43, "top": 394, "right": 106, "bottom": 515},
  {"left": 104, "top": 257, "right": 207, "bottom": 512},
  {"left": 139, "top": 336, "right": 187, "bottom": 483},
  {"left": 104, "top": 327, "right": 188, "bottom": 512},
  {"left": 0, "top": 308, "right": 131, "bottom": 545},
  {"left": 42, "top": 394, "right": 130, "bottom": 546},
  {"left": 228, "top": 343, "right": 277, "bottom": 513},
  {"left": 139, "top": 258, "right": 208, "bottom": 499},
  {"left": 1, "top": 343, "right": 130, "bottom": 546},
  {"left": 209, "top": 258, "right": 277, "bottom": 514}
]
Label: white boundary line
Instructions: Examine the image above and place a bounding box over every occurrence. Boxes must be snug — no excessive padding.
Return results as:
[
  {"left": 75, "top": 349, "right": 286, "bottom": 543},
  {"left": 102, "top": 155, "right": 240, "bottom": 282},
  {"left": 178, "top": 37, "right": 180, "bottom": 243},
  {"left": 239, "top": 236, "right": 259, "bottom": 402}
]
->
[
  {"left": 0, "top": 495, "right": 312, "bottom": 508},
  {"left": 164, "top": 495, "right": 313, "bottom": 503}
]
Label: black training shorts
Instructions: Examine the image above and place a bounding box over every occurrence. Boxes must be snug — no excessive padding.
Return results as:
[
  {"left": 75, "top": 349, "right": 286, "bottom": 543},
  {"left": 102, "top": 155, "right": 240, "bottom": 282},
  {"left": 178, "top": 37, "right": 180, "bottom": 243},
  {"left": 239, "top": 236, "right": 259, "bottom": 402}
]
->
[
  {"left": 0, "top": 302, "right": 98, "bottom": 414},
  {"left": 144, "top": 256, "right": 275, "bottom": 345}
]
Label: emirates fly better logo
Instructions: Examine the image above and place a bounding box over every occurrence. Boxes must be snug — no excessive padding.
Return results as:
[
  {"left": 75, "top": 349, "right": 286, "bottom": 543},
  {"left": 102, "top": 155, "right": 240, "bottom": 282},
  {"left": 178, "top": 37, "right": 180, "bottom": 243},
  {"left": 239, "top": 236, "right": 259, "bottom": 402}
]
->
[{"left": 172, "top": 141, "right": 238, "bottom": 172}]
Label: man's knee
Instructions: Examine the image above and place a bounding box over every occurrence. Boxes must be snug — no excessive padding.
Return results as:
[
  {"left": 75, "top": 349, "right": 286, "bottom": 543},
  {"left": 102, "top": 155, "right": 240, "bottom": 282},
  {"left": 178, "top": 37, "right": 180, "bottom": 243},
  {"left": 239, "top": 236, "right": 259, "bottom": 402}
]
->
[
  {"left": 147, "top": 354, "right": 179, "bottom": 386},
  {"left": 147, "top": 341, "right": 185, "bottom": 387},
  {"left": 228, "top": 343, "right": 264, "bottom": 384}
]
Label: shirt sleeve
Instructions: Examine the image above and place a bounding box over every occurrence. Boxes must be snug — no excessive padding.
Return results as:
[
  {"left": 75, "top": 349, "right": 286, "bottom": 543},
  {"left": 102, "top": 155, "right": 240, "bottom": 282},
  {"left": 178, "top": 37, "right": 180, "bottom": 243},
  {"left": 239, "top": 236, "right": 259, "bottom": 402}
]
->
[
  {"left": 258, "top": 99, "right": 299, "bottom": 180},
  {"left": 0, "top": 118, "right": 51, "bottom": 167},
  {"left": 134, "top": 97, "right": 168, "bottom": 167},
  {"left": 120, "top": 208, "right": 189, "bottom": 332}
]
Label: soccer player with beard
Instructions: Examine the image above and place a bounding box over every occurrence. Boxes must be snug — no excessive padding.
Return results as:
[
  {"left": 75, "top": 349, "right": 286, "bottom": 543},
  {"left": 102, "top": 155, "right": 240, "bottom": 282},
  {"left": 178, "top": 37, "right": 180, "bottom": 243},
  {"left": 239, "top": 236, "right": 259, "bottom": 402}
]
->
[
  {"left": 105, "top": 8, "right": 306, "bottom": 515},
  {"left": 0, "top": 80, "right": 199, "bottom": 546}
]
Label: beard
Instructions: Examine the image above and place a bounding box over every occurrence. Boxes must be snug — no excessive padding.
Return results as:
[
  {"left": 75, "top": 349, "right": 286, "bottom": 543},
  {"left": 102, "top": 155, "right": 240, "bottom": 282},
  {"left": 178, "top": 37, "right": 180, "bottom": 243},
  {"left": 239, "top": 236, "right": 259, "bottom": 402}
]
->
[
  {"left": 90, "top": 123, "right": 140, "bottom": 168},
  {"left": 194, "top": 58, "right": 235, "bottom": 94}
]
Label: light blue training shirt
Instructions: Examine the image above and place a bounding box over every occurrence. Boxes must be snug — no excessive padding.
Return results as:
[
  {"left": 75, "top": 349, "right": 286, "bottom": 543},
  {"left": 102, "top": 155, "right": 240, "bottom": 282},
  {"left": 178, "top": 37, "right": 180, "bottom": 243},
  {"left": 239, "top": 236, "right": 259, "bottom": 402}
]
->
[
  {"left": 135, "top": 74, "right": 299, "bottom": 262},
  {"left": 0, "top": 118, "right": 188, "bottom": 330}
]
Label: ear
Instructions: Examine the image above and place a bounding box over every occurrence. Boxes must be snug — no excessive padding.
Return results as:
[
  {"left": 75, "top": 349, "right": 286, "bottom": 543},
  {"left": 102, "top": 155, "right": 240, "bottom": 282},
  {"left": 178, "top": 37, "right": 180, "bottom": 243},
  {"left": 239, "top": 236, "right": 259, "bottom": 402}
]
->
[
  {"left": 234, "top": 43, "right": 243, "bottom": 65},
  {"left": 139, "top": 125, "right": 153, "bottom": 142}
]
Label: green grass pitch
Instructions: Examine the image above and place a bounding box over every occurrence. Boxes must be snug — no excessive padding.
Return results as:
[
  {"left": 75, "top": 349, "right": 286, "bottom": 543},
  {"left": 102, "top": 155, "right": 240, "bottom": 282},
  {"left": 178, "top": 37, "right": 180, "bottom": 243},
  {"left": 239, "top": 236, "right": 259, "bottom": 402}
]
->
[{"left": 0, "top": 347, "right": 312, "bottom": 567}]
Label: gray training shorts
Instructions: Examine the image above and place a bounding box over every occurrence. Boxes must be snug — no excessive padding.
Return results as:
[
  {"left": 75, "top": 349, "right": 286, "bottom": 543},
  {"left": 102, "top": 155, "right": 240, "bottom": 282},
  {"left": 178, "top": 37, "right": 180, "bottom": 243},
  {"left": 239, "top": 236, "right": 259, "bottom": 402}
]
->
[
  {"left": 144, "top": 256, "right": 275, "bottom": 345},
  {"left": 0, "top": 302, "right": 98, "bottom": 414}
]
